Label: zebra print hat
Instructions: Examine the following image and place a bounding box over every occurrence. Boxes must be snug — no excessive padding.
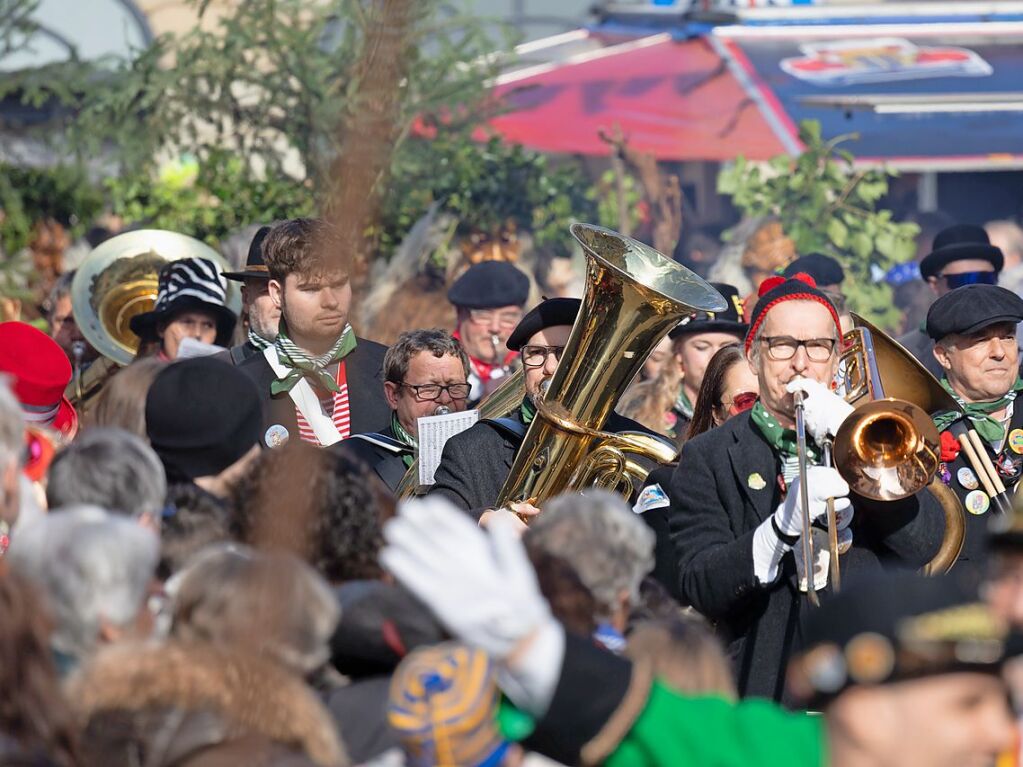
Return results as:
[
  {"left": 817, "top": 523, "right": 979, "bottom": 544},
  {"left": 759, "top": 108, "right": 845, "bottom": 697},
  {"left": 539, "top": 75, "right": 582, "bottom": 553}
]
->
[{"left": 129, "top": 257, "right": 238, "bottom": 346}]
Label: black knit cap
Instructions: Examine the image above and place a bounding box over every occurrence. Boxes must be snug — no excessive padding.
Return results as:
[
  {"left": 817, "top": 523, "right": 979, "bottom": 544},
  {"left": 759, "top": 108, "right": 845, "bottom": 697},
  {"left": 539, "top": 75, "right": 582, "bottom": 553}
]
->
[
  {"left": 920, "top": 224, "right": 1004, "bottom": 281},
  {"left": 222, "top": 225, "right": 271, "bottom": 281},
  {"left": 783, "top": 253, "right": 845, "bottom": 286},
  {"left": 146, "top": 357, "right": 263, "bottom": 482},
  {"left": 787, "top": 571, "right": 1018, "bottom": 708},
  {"left": 447, "top": 261, "right": 531, "bottom": 310},
  {"left": 506, "top": 297, "right": 580, "bottom": 352},
  {"left": 669, "top": 282, "right": 747, "bottom": 340},
  {"left": 744, "top": 273, "right": 841, "bottom": 355},
  {"left": 925, "top": 284, "right": 1023, "bottom": 341}
]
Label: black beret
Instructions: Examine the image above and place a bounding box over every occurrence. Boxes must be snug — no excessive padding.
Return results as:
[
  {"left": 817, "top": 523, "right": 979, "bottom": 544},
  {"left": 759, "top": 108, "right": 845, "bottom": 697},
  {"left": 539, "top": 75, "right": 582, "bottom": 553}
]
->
[
  {"left": 447, "top": 261, "right": 530, "bottom": 310},
  {"left": 506, "top": 297, "right": 580, "bottom": 352},
  {"left": 783, "top": 253, "right": 845, "bottom": 286},
  {"left": 788, "top": 571, "right": 1017, "bottom": 707},
  {"left": 669, "top": 282, "right": 747, "bottom": 340},
  {"left": 920, "top": 224, "right": 1004, "bottom": 280},
  {"left": 925, "top": 284, "right": 1023, "bottom": 340}
]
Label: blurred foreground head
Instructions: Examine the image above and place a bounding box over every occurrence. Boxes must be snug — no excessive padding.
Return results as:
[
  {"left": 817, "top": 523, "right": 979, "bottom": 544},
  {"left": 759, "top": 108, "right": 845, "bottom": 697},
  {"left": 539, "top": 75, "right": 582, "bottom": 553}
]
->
[
  {"left": 788, "top": 571, "right": 1018, "bottom": 767},
  {"left": 7, "top": 506, "right": 159, "bottom": 671}
]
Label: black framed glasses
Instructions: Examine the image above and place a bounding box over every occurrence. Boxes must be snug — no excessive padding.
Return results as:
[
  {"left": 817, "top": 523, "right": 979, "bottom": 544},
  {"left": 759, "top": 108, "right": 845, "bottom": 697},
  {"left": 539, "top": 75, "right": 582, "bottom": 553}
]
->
[
  {"left": 760, "top": 336, "right": 836, "bottom": 362},
  {"left": 939, "top": 271, "right": 998, "bottom": 289},
  {"left": 399, "top": 382, "right": 472, "bottom": 401},
  {"left": 521, "top": 345, "right": 566, "bottom": 368}
]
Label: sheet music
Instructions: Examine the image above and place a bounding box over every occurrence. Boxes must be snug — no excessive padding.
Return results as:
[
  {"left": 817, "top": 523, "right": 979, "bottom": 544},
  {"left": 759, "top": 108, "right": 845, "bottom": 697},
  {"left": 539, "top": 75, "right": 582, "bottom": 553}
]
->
[{"left": 418, "top": 409, "right": 480, "bottom": 486}]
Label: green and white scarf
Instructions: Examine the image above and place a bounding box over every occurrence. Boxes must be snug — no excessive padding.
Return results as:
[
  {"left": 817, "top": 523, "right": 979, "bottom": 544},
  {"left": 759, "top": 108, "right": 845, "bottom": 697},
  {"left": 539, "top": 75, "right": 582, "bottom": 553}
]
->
[
  {"left": 270, "top": 320, "right": 357, "bottom": 396},
  {"left": 934, "top": 377, "right": 1023, "bottom": 445},
  {"left": 247, "top": 327, "right": 273, "bottom": 351},
  {"left": 521, "top": 397, "right": 537, "bottom": 426},
  {"left": 750, "top": 401, "right": 821, "bottom": 462},
  {"left": 673, "top": 389, "right": 694, "bottom": 420},
  {"left": 391, "top": 412, "right": 417, "bottom": 468}
]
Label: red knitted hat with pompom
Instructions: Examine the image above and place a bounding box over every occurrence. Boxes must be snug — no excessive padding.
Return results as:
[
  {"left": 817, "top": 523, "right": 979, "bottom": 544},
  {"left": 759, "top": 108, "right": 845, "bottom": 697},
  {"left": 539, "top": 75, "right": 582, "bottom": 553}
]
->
[{"left": 744, "top": 273, "right": 841, "bottom": 354}]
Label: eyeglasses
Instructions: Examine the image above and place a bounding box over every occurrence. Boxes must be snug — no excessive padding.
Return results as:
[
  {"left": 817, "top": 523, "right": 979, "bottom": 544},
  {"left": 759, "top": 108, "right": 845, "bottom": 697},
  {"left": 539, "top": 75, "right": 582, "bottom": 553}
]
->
[
  {"left": 399, "top": 382, "right": 471, "bottom": 401},
  {"left": 723, "top": 391, "right": 758, "bottom": 416},
  {"left": 939, "top": 271, "right": 998, "bottom": 289},
  {"left": 760, "top": 336, "right": 837, "bottom": 362},
  {"left": 521, "top": 345, "right": 566, "bottom": 368},
  {"left": 468, "top": 309, "right": 523, "bottom": 328}
]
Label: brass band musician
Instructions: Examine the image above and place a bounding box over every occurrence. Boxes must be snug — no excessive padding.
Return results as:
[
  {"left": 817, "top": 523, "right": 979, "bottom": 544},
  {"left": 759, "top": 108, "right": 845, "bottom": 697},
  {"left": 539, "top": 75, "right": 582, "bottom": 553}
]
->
[
  {"left": 666, "top": 274, "right": 946, "bottom": 700},
  {"left": 927, "top": 284, "right": 1023, "bottom": 568}
]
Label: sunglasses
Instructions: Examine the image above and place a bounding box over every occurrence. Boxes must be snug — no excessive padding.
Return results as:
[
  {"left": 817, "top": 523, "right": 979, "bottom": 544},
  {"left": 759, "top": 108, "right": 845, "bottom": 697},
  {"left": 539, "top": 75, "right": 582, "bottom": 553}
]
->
[
  {"left": 724, "top": 391, "right": 758, "bottom": 416},
  {"left": 939, "top": 271, "right": 997, "bottom": 289}
]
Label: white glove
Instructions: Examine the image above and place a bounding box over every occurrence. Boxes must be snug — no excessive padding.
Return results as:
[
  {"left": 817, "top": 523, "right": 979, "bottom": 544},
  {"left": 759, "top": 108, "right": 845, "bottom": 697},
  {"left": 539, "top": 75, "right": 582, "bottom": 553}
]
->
[
  {"left": 786, "top": 377, "right": 854, "bottom": 444},
  {"left": 774, "top": 466, "right": 851, "bottom": 537},
  {"left": 381, "top": 496, "right": 564, "bottom": 715},
  {"left": 753, "top": 467, "right": 852, "bottom": 585}
]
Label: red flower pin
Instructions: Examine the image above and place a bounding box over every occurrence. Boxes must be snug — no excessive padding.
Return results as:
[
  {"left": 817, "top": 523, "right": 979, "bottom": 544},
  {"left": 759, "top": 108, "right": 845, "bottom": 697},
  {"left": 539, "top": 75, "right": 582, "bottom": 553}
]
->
[{"left": 939, "top": 431, "right": 961, "bottom": 462}]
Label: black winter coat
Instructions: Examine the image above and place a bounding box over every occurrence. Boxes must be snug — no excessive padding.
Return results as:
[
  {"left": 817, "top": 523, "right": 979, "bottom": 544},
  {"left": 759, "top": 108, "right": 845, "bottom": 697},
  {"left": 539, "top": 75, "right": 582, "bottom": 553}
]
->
[
  {"left": 334, "top": 422, "right": 413, "bottom": 492},
  {"left": 667, "top": 410, "right": 946, "bottom": 701}
]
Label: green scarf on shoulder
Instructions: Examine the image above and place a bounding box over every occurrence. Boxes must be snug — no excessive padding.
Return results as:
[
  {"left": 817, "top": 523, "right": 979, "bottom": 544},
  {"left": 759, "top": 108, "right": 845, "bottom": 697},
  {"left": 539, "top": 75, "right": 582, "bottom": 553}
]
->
[
  {"left": 933, "top": 377, "right": 1023, "bottom": 445},
  {"left": 270, "top": 320, "right": 357, "bottom": 396}
]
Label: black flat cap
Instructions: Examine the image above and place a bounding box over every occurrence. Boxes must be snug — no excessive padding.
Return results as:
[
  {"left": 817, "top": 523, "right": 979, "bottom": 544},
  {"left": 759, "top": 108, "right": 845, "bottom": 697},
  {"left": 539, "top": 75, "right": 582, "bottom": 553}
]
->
[
  {"left": 223, "top": 225, "right": 271, "bottom": 281},
  {"left": 783, "top": 253, "right": 845, "bottom": 286},
  {"left": 787, "top": 571, "right": 1016, "bottom": 707},
  {"left": 920, "top": 224, "right": 1004, "bottom": 281},
  {"left": 447, "top": 261, "right": 530, "bottom": 310},
  {"left": 506, "top": 297, "right": 580, "bottom": 351},
  {"left": 146, "top": 357, "right": 263, "bottom": 482},
  {"left": 925, "top": 284, "right": 1023, "bottom": 340},
  {"left": 669, "top": 282, "right": 747, "bottom": 340}
]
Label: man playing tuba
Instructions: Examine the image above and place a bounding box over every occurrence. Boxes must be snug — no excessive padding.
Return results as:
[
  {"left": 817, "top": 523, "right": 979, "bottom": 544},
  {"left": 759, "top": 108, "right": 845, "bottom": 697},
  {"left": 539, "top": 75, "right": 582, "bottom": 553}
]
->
[
  {"left": 428, "top": 298, "right": 654, "bottom": 529},
  {"left": 667, "top": 274, "right": 946, "bottom": 701}
]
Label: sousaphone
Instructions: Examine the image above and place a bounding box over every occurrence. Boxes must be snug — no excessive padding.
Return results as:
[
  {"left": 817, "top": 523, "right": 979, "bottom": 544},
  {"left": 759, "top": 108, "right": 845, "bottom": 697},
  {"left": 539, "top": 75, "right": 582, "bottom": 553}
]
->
[{"left": 71, "top": 229, "right": 242, "bottom": 367}]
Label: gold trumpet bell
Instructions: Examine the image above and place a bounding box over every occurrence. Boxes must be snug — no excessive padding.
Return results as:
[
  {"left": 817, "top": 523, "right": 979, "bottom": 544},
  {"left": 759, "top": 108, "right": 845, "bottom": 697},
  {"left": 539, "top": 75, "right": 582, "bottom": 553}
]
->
[{"left": 833, "top": 398, "right": 941, "bottom": 501}]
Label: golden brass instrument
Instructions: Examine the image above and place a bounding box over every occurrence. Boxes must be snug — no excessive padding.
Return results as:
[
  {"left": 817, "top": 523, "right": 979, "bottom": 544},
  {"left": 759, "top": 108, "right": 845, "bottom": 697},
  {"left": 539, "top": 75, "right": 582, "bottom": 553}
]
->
[
  {"left": 68, "top": 230, "right": 241, "bottom": 409},
  {"left": 833, "top": 313, "right": 965, "bottom": 574},
  {"left": 495, "top": 223, "right": 726, "bottom": 509}
]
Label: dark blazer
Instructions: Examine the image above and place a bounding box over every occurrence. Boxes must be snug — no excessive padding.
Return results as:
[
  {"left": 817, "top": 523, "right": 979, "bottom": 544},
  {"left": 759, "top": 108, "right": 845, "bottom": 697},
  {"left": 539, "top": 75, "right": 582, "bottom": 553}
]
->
[
  {"left": 429, "top": 408, "right": 657, "bottom": 519},
  {"left": 936, "top": 404, "right": 1023, "bottom": 567},
  {"left": 211, "top": 340, "right": 261, "bottom": 367},
  {"left": 667, "top": 411, "right": 945, "bottom": 701},
  {"left": 236, "top": 337, "right": 390, "bottom": 446},
  {"left": 334, "top": 422, "right": 413, "bottom": 492}
]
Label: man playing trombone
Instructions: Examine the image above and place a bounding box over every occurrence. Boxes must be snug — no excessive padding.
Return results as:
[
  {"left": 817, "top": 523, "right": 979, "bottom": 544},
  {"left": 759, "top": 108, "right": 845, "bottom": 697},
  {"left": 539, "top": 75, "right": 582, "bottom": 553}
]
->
[
  {"left": 667, "top": 273, "right": 946, "bottom": 700},
  {"left": 927, "top": 284, "right": 1023, "bottom": 568}
]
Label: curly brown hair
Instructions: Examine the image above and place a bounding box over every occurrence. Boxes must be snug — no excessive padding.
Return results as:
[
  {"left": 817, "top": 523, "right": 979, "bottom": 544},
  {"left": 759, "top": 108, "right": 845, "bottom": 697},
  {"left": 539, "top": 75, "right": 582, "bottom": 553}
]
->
[
  {"left": 230, "top": 443, "right": 391, "bottom": 583},
  {"left": 262, "top": 218, "right": 350, "bottom": 282}
]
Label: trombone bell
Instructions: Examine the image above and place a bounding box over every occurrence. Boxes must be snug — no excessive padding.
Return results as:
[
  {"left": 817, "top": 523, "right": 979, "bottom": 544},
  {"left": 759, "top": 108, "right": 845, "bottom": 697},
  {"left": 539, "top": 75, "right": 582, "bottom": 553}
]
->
[{"left": 834, "top": 398, "right": 940, "bottom": 501}]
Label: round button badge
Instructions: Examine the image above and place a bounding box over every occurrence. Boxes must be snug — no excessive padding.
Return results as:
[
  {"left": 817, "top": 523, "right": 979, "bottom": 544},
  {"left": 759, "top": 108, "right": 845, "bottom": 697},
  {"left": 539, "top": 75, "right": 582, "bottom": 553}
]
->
[
  {"left": 1009, "top": 429, "right": 1023, "bottom": 455},
  {"left": 264, "top": 424, "right": 290, "bottom": 449},
  {"left": 957, "top": 467, "right": 979, "bottom": 491},
  {"left": 965, "top": 489, "right": 990, "bottom": 515}
]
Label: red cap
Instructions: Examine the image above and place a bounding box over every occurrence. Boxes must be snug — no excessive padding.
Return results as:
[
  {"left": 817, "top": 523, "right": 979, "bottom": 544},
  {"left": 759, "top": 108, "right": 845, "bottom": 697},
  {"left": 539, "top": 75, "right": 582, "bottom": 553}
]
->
[
  {"left": 744, "top": 273, "right": 841, "bottom": 355},
  {"left": 0, "top": 322, "right": 78, "bottom": 437}
]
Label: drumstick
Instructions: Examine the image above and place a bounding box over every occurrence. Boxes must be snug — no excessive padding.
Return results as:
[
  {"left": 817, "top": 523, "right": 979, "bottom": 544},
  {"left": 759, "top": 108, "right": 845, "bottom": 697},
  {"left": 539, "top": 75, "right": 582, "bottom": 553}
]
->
[
  {"left": 957, "top": 433, "right": 999, "bottom": 498},
  {"left": 965, "top": 430, "right": 1007, "bottom": 496}
]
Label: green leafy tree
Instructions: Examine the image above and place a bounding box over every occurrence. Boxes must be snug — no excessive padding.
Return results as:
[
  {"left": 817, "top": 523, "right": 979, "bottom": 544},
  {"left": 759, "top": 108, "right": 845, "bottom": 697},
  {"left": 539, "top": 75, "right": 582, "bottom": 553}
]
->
[
  {"left": 718, "top": 120, "right": 919, "bottom": 330},
  {"left": 2, "top": 0, "right": 512, "bottom": 254}
]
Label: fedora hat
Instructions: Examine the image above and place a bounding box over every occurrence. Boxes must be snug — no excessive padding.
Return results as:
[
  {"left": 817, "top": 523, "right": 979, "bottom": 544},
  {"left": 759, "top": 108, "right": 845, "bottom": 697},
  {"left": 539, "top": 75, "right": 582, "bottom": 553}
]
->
[
  {"left": 129, "top": 257, "right": 237, "bottom": 346},
  {"left": 222, "top": 225, "right": 271, "bottom": 282},
  {"left": 919, "top": 224, "right": 1004, "bottom": 280}
]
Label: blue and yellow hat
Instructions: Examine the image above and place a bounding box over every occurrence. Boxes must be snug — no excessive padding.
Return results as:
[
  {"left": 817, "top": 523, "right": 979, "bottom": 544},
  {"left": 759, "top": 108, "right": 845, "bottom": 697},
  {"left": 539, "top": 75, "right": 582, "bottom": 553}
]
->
[{"left": 388, "top": 642, "right": 509, "bottom": 767}]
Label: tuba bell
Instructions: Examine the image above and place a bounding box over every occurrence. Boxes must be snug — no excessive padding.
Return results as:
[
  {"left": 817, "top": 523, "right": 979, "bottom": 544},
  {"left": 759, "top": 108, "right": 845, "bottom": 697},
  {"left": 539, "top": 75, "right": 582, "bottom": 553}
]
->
[
  {"left": 495, "top": 224, "right": 726, "bottom": 510},
  {"left": 834, "top": 313, "right": 965, "bottom": 574},
  {"left": 68, "top": 230, "right": 241, "bottom": 407}
]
